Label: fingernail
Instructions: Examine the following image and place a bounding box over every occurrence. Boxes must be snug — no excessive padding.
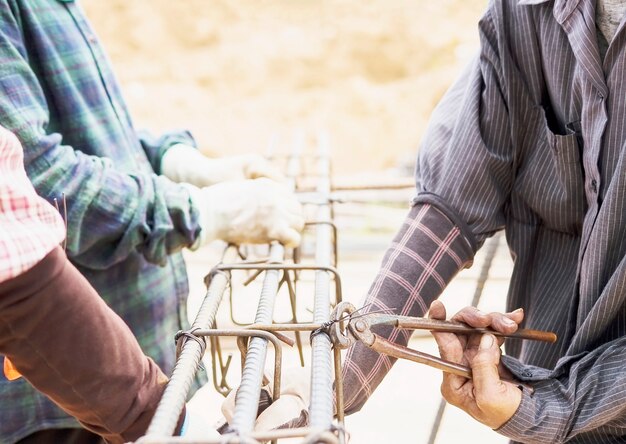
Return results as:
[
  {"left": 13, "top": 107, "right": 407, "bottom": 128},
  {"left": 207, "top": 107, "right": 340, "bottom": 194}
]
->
[
  {"left": 480, "top": 334, "right": 494, "bottom": 350},
  {"left": 513, "top": 308, "right": 523, "bottom": 314}
]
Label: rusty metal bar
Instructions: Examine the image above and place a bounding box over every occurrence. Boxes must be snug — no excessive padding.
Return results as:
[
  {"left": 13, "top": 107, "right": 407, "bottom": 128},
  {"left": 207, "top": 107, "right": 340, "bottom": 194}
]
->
[
  {"left": 146, "top": 247, "right": 239, "bottom": 437},
  {"left": 372, "top": 314, "right": 557, "bottom": 343},
  {"left": 211, "top": 263, "right": 343, "bottom": 306},
  {"left": 193, "top": 328, "right": 285, "bottom": 409}
]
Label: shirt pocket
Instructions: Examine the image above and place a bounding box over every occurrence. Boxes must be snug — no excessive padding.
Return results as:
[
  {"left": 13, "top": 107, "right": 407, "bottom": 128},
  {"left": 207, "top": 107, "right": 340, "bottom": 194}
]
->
[{"left": 512, "top": 105, "right": 586, "bottom": 234}]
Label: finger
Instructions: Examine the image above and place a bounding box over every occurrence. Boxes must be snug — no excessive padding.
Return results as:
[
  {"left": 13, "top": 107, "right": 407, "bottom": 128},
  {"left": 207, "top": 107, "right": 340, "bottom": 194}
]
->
[
  {"left": 451, "top": 306, "right": 492, "bottom": 328},
  {"left": 505, "top": 307, "right": 524, "bottom": 324},
  {"left": 470, "top": 334, "right": 504, "bottom": 402},
  {"left": 428, "top": 300, "right": 447, "bottom": 320},
  {"left": 429, "top": 300, "right": 469, "bottom": 352},
  {"left": 485, "top": 311, "right": 519, "bottom": 334},
  {"left": 471, "top": 334, "right": 522, "bottom": 428},
  {"left": 452, "top": 307, "right": 519, "bottom": 335},
  {"left": 440, "top": 371, "right": 472, "bottom": 406}
]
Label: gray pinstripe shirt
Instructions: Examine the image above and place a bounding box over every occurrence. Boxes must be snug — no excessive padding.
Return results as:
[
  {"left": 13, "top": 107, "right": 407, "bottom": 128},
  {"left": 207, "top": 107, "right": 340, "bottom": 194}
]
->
[{"left": 342, "top": 0, "right": 626, "bottom": 442}]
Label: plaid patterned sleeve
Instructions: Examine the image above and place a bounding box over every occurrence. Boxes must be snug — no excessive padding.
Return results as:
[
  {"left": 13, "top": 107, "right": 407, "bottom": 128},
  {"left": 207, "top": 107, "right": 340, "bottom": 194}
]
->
[
  {"left": 342, "top": 203, "right": 475, "bottom": 413},
  {"left": 0, "top": 5, "right": 201, "bottom": 269},
  {"left": 0, "top": 126, "right": 65, "bottom": 283},
  {"left": 137, "top": 129, "right": 197, "bottom": 174}
]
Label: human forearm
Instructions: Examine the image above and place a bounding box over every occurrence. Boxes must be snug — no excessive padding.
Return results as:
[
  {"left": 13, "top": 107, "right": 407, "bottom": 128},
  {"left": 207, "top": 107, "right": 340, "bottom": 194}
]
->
[
  {"left": 342, "top": 203, "right": 475, "bottom": 413},
  {"left": 0, "top": 247, "right": 181, "bottom": 443},
  {"left": 21, "top": 142, "right": 201, "bottom": 268}
]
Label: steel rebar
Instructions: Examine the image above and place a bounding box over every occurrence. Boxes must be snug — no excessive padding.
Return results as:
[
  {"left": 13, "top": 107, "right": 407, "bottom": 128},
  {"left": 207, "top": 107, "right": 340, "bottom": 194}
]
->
[
  {"left": 231, "top": 243, "right": 285, "bottom": 433},
  {"left": 308, "top": 131, "right": 335, "bottom": 430},
  {"left": 146, "top": 247, "right": 240, "bottom": 437}
]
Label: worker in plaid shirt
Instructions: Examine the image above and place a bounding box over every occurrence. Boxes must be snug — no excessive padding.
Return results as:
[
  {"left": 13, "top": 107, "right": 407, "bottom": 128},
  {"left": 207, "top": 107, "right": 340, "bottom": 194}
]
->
[
  {"left": 0, "top": 1, "right": 303, "bottom": 443},
  {"left": 0, "top": 124, "right": 179, "bottom": 443},
  {"left": 0, "top": 125, "right": 224, "bottom": 443}
]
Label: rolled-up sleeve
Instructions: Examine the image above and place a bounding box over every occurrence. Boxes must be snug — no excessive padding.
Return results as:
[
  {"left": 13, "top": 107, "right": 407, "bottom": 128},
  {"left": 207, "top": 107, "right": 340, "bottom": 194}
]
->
[
  {"left": 0, "top": 6, "right": 201, "bottom": 269},
  {"left": 138, "top": 129, "right": 197, "bottom": 175}
]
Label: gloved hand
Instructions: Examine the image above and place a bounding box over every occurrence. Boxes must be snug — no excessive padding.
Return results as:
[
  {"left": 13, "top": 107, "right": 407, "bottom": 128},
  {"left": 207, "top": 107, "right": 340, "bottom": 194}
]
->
[
  {"left": 161, "top": 143, "right": 284, "bottom": 187},
  {"left": 187, "top": 178, "right": 304, "bottom": 248},
  {"left": 221, "top": 367, "right": 310, "bottom": 431}
]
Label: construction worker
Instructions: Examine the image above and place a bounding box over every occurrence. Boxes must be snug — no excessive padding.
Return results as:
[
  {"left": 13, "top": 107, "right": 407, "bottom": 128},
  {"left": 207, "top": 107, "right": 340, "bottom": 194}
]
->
[
  {"left": 0, "top": 125, "right": 223, "bottom": 443},
  {"left": 233, "top": 1, "right": 626, "bottom": 442}
]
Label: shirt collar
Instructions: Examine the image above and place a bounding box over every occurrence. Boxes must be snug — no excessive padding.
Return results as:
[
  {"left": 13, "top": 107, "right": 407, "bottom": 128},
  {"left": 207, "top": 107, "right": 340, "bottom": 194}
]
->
[{"left": 518, "top": 0, "right": 583, "bottom": 24}]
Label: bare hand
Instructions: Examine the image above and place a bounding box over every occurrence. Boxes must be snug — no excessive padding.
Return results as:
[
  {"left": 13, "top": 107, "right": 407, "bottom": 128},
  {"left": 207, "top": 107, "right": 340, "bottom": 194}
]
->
[{"left": 429, "top": 301, "right": 523, "bottom": 429}]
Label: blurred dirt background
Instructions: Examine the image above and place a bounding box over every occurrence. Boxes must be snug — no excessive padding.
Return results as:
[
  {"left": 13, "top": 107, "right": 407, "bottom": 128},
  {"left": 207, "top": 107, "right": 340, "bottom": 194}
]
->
[
  {"left": 81, "top": 2, "right": 512, "bottom": 443},
  {"left": 82, "top": 0, "right": 486, "bottom": 174}
]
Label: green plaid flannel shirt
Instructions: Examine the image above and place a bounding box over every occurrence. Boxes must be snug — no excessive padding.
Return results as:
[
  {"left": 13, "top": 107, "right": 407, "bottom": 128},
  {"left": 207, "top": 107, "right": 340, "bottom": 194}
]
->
[{"left": 0, "top": 1, "right": 205, "bottom": 441}]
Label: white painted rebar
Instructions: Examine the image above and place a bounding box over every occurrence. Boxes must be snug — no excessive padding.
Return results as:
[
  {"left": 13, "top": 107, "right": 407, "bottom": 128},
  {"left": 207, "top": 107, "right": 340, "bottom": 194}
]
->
[
  {"left": 308, "top": 131, "right": 335, "bottom": 429},
  {"left": 146, "top": 247, "right": 240, "bottom": 437},
  {"left": 230, "top": 131, "right": 303, "bottom": 433},
  {"left": 231, "top": 243, "right": 285, "bottom": 432}
]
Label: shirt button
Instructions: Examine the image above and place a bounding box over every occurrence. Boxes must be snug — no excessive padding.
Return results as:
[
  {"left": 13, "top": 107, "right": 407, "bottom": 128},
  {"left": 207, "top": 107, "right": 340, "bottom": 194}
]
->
[
  {"left": 591, "top": 179, "right": 598, "bottom": 193},
  {"left": 522, "top": 370, "right": 533, "bottom": 378}
]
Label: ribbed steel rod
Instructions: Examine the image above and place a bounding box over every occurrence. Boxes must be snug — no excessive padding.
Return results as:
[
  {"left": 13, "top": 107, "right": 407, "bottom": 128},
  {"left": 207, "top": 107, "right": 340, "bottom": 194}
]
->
[
  {"left": 146, "top": 246, "right": 240, "bottom": 437},
  {"left": 231, "top": 243, "right": 285, "bottom": 433},
  {"left": 308, "top": 131, "right": 335, "bottom": 429},
  {"left": 231, "top": 131, "right": 302, "bottom": 434}
]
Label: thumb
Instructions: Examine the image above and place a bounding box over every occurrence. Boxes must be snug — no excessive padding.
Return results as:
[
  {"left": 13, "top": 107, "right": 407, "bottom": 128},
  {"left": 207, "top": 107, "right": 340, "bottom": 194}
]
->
[{"left": 471, "top": 334, "right": 502, "bottom": 395}]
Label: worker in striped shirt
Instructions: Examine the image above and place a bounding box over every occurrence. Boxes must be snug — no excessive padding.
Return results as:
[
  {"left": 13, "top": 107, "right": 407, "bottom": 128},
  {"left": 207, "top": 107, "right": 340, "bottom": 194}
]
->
[{"left": 341, "top": 1, "right": 626, "bottom": 442}]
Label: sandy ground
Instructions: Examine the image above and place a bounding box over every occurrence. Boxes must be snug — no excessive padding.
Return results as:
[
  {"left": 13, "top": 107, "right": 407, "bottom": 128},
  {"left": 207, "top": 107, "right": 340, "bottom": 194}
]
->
[{"left": 82, "top": 0, "right": 486, "bottom": 174}]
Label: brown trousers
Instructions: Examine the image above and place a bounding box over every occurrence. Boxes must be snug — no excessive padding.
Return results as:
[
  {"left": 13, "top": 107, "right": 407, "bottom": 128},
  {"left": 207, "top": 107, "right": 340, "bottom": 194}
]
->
[{"left": 0, "top": 247, "right": 182, "bottom": 443}]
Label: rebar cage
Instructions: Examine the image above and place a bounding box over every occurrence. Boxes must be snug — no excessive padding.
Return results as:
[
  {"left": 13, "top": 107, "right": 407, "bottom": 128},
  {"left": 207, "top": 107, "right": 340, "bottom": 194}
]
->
[{"left": 138, "top": 132, "right": 350, "bottom": 444}]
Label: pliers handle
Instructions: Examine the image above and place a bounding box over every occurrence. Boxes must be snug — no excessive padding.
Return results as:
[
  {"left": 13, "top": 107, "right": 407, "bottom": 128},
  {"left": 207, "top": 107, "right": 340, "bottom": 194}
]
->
[{"left": 329, "top": 302, "right": 556, "bottom": 391}]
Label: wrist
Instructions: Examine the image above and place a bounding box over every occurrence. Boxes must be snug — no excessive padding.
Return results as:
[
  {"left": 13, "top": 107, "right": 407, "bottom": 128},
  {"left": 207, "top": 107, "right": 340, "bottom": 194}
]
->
[
  {"left": 161, "top": 144, "right": 213, "bottom": 185},
  {"left": 182, "top": 184, "right": 217, "bottom": 249}
]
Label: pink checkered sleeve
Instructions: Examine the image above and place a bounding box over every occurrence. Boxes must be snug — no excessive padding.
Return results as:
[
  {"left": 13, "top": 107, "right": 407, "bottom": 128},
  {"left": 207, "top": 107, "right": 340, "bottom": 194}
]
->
[
  {"left": 0, "top": 126, "right": 65, "bottom": 283},
  {"left": 342, "top": 203, "right": 475, "bottom": 414}
]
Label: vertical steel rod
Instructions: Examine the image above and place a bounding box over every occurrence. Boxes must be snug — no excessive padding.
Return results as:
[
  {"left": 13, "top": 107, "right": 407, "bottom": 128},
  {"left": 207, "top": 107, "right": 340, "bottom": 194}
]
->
[
  {"left": 231, "top": 132, "right": 303, "bottom": 434},
  {"left": 231, "top": 243, "right": 285, "bottom": 433},
  {"left": 146, "top": 247, "right": 240, "bottom": 437},
  {"left": 308, "top": 131, "right": 335, "bottom": 429}
]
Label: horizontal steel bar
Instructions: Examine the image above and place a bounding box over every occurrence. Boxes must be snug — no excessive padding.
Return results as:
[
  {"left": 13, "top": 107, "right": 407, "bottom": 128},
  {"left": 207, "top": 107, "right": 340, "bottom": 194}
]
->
[
  {"left": 137, "top": 426, "right": 338, "bottom": 444},
  {"left": 192, "top": 329, "right": 284, "bottom": 409}
]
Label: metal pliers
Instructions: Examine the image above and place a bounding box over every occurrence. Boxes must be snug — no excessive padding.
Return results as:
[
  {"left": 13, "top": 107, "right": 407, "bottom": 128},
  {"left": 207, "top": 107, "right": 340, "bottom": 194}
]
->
[{"left": 328, "top": 302, "right": 556, "bottom": 388}]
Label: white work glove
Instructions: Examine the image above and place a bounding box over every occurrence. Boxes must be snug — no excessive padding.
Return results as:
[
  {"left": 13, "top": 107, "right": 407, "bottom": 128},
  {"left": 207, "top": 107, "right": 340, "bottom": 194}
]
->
[
  {"left": 162, "top": 143, "right": 284, "bottom": 187},
  {"left": 221, "top": 367, "right": 310, "bottom": 431},
  {"left": 187, "top": 178, "right": 304, "bottom": 248},
  {"left": 180, "top": 404, "right": 221, "bottom": 440}
]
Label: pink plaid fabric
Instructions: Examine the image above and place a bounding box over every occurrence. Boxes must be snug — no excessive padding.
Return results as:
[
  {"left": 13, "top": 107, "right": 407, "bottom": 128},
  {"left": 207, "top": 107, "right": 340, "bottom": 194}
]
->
[
  {"left": 0, "top": 126, "right": 65, "bottom": 283},
  {"left": 342, "top": 203, "right": 474, "bottom": 413}
]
